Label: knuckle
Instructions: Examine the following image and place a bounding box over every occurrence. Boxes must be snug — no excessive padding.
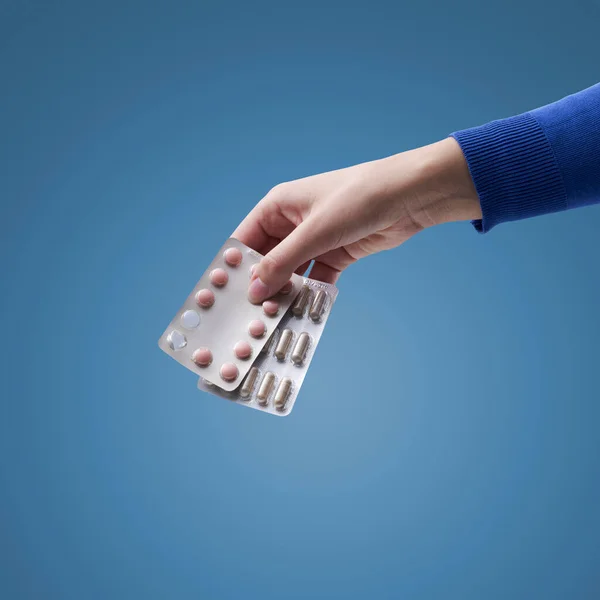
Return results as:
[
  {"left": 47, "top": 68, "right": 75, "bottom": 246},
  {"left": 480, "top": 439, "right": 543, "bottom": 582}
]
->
[{"left": 267, "top": 181, "right": 292, "bottom": 202}]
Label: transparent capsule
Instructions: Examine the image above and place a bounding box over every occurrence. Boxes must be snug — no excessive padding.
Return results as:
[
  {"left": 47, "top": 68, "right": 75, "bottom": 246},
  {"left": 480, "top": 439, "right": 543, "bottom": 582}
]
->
[
  {"left": 274, "top": 328, "right": 293, "bottom": 361},
  {"left": 274, "top": 377, "right": 292, "bottom": 411},
  {"left": 309, "top": 290, "right": 327, "bottom": 322},
  {"left": 240, "top": 367, "right": 259, "bottom": 400},
  {"left": 291, "top": 332, "right": 310, "bottom": 365},
  {"left": 291, "top": 285, "right": 311, "bottom": 317},
  {"left": 257, "top": 372, "right": 275, "bottom": 405}
]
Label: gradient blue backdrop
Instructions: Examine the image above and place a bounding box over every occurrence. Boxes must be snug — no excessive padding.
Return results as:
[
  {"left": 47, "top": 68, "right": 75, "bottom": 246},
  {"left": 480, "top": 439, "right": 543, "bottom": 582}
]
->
[{"left": 2, "top": 1, "right": 600, "bottom": 598}]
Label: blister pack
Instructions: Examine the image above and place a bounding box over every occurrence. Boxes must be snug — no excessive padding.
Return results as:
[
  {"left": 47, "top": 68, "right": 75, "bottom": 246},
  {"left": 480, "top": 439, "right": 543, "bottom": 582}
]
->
[
  {"left": 158, "top": 238, "right": 304, "bottom": 391},
  {"left": 198, "top": 277, "right": 338, "bottom": 416},
  {"left": 158, "top": 237, "right": 338, "bottom": 416}
]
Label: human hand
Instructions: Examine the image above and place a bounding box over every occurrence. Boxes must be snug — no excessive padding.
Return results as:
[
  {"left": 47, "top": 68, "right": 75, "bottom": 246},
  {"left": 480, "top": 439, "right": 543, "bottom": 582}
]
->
[{"left": 233, "top": 138, "right": 481, "bottom": 303}]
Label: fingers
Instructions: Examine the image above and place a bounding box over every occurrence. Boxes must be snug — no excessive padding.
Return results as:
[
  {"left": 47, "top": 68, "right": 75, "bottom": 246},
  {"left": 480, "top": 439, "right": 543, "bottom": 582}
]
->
[
  {"left": 233, "top": 210, "right": 273, "bottom": 255},
  {"left": 308, "top": 261, "right": 341, "bottom": 284},
  {"left": 295, "top": 261, "right": 311, "bottom": 276},
  {"left": 308, "top": 246, "right": 357, "bottom": 283},
  {"left": 248, "top": 218, "right": 334, "bottom": 303},
  {"left": 233, "top": 187, "right": 298, "bottom": 254}
]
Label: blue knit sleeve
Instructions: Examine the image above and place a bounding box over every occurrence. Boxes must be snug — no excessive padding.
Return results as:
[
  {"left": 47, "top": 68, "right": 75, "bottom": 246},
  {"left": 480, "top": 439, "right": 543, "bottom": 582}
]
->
[{"left": 450, "top": 83, "right": 600, "bottom": 232}]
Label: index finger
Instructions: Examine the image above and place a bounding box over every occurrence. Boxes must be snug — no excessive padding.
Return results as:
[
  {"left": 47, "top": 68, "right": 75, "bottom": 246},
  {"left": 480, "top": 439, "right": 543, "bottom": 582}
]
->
[{"left": 232, "top": 203, "right": 270, "bottom": 253}]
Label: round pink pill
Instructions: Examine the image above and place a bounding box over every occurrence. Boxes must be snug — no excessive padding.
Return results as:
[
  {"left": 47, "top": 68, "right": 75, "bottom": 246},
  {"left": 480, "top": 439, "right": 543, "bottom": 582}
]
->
[
  {"left": 224, "top": 247, "right": 243, "bottom": 267},
  {"left": 248, "top": 319, "right": 266, "bottom": 338},
  {"left": 280, "top": 280, "right": 293, "bottom": 295},
  {"left": 195, "top": 288, "right": 215, "bottom": 308},
  {"left": 234, "top": 341, "right": 252, "bottom": 360},
  {"left": 220, "top": 362, "right": 239, "bottom": 382},
  {"left": 263, "top": 299, "right": 279, "bottom": 317},
  {"left": 192, "top": 347, "right": 212, "bottom": 367},
  {"left": 210, "top": 268, "right": 228, "bottom": 287}
]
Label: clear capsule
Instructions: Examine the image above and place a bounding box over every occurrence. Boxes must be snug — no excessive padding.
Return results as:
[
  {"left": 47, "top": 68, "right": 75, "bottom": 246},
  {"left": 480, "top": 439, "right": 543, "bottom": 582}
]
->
[
  {"left": 291, "top": 332, "right": 310, "bottom": 365},
  {"left": 257, "top": 372, "right": 275, "bottom": 405},
  {"left": 240, "top": 367, "right": 259, "bottom": 400},
  {"left": 274, "top": 377, "right": 292, "bottom": 411},
  {"left": 291, "top": 285, "right": 311, "bottom": 317},
  {"left": 274, "top": 328, "right": 293, "bottom": 361},
  {"left": 309, "top": 290, "right": 327, "bottom": 322}
]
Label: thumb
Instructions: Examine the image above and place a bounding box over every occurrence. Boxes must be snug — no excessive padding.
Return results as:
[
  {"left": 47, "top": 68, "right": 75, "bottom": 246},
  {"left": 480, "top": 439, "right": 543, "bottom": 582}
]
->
[{"left": 248, "top": 218, "right": 333, "bottom": 303}]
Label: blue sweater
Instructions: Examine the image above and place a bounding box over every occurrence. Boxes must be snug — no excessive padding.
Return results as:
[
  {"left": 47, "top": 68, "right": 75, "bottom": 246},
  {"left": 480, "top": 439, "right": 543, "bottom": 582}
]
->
[{"left": 451, "top": 83, "right": 600, "bottom": 232}]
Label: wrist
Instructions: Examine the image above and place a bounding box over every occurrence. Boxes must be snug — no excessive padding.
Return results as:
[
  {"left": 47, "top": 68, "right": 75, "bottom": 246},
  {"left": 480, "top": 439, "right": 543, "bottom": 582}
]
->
[{"left": 407, "top": 137, "right": 482, "bottom": 228}]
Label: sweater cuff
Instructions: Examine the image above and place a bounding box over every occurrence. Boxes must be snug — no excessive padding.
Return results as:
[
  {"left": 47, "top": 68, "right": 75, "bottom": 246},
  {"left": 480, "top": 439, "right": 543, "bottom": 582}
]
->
[{"left": 451, "top": 113, "right": 567, "bottom": 232}]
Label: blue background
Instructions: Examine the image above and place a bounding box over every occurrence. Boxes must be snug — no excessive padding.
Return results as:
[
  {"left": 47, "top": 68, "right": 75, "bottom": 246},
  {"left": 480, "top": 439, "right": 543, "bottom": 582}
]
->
[{"left": 2, "top": 1, "right": 600, "bottom": 598}]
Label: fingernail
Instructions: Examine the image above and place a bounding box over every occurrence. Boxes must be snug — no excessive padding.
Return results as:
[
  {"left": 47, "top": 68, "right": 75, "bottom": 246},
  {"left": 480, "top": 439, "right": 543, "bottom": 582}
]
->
[{"left": 248, "top": 277, "right": 270, "bottom": 303}]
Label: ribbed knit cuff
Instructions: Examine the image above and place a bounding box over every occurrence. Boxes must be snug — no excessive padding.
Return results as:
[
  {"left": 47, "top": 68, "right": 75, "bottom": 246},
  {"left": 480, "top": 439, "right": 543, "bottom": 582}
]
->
[{"left": 451, "top": 113, "right": 567, "bottom": 232}]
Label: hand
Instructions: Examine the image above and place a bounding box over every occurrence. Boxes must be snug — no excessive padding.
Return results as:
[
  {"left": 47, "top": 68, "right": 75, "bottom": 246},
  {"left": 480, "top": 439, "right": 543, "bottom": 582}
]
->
[{"left": 233, "top": 138, "right": 481, "bottom": 303}]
